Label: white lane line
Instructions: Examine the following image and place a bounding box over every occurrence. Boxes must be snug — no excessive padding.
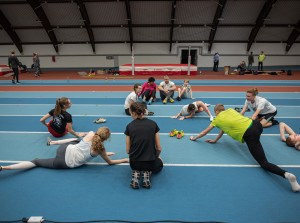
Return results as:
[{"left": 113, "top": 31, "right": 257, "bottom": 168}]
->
[
  {"left": 0, "top": 160, "right": 299, "bottom": 167},
  {"left": 0, "top": 97, "right": 299, "bottom": 99},
  {"left": 0, "top": 131, "right": 284, "bottom": 136},
  {"left": 0, "top": 104, "right": 300, "bottom": 107},
  {"left": 0, "top": 115, "right": 299, "bottom": 118}
]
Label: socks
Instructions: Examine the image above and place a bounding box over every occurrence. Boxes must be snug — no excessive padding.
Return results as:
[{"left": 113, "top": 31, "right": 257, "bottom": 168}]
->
[{"left": 285, "top": 172, "right": 300, "bottom": 192}]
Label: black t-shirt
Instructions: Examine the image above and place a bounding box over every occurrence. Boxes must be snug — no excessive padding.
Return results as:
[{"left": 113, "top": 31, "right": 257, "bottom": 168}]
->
[
  {"left": 49, "top": 109, "right": 72, "bottom": 134},
  {"left": 124, "top": 118, "right": 160, "bottom": 161}
]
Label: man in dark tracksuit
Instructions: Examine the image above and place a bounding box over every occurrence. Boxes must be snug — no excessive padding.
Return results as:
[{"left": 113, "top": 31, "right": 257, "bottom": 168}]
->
[{"left": 8, "top": 51, "right": 21, "bottom": 84}]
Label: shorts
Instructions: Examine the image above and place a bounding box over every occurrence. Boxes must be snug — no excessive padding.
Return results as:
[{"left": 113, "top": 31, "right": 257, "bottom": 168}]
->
[
  {"left": 181, "top": 91, "right": 189, "bottom": 99},
  {"left": 130, "top": 157, "right": 163, "bottom": 174},
  {"left": 258, "top": 110, "right": 277, "bottom": 121},
  {"left": 48, "top": 119, "right": 68, "bottom": 137}
]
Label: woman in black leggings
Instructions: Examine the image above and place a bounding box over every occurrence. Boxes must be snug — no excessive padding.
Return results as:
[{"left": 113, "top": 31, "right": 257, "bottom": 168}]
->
[
  {"left": 0, "top": 127, "right": 128, "bottom": 171},
  {"left": 190, "top": 104, "right": 300, "bottom": 192}
]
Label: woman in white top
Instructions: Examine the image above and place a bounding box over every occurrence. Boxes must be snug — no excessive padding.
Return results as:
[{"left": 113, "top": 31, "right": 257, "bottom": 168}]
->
[
  {"left": 240, "top": 88, "right": 278, "bottom": 127},
  {"left": 0, "top": 127, "right": 129, "bottom": 172}
]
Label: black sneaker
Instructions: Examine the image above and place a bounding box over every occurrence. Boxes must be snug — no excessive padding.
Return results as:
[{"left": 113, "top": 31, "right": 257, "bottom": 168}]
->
[
  {"left": 176, "top": 96, "right": 181, "bottom": 101},
  {"left": 147, "top": 111, "right": 154, "bottom": 116},
  {"left": 130, "top": 170, "right": 140, "bottom": 189},
  {"left": 142, "top": 171, "right": 151, "bottom": 188},
  {"left": 234, "top": 107, "right": 241, "bottom": 112},
  {"left": 272, "top": 119, "right": 279, "bottom": 125},
  {"left": 12, "top": 80, "right": 15, "bottom": 84}
]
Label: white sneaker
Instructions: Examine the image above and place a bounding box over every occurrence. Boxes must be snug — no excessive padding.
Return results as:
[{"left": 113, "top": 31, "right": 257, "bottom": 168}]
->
[
  {"left": 210, "top": 116, "right": 214, "bottom": 121},
  {"left": 205, "top": 103, "right": 211, "bottom": 107},
  {"left": 94, "top": 118, "right": 106, "bottom": 123}
]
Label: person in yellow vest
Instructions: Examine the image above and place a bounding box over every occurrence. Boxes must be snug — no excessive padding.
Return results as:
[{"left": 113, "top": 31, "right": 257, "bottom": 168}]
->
[
  {"left": 258, "top": 51, "right": 266, "bottom": 71},
  {"left": 190, "top": 104, "right": 300, "bottom": 192}
]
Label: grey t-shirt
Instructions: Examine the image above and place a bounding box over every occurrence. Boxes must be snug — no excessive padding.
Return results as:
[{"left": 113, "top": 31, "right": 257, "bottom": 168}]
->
[{"left": 245, "top": 96, "right": 276, "bottom": 114}]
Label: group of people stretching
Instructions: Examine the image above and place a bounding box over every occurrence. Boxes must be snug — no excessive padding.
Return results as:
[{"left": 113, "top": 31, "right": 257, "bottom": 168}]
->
[{"left": 1, "top": 78, "right": 300, "bottom": 192}]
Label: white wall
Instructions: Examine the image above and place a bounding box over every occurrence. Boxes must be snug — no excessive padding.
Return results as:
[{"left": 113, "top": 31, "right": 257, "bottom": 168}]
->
[{"left": 0, "top": 42, "right": 299, "bottom": 68}]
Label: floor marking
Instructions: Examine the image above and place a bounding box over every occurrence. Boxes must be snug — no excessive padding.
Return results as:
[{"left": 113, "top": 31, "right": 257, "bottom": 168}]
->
[
  {"left": 0, "top": 104, "right": 300, "bottom": 107},
  {"left": 0, "top": 160, "right": 299, "bottom": 168},
  {"left": 0, "top": 115, "right": 299, "bottom": 118},
  {"left": 0, "top": 131, "right": 284, "bottom": 136}
]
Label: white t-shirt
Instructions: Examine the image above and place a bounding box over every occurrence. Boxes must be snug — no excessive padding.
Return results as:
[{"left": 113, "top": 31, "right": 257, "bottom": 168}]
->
[
  {"left": 124, "top": 91, "right": 138, "bottom": 109},
  {"left": 65, "top": 140, "right": 95, "bottom": 168},
  {"left": 244, "top": 96, "right": 276, "bottom": 114},
  {"left": 180, "top": 102, "right": 198, "bottom": 116},
  {"left": 160, "top": 81, "right": 175, "bottom": 90}
]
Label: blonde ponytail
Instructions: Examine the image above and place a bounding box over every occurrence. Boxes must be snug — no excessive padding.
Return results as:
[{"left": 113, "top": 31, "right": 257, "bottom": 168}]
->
[{"left": 91, "top": 127, "right": 111, "bottom": 155}]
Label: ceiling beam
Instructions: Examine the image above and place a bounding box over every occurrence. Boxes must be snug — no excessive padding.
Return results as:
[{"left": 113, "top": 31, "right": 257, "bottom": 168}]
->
[
  {"left": 3, "top": 23, "right": 297, "bottom": 30},
  {"left": 208, "top": 0, "right": 227, "bottom": 52},
  {"left": 0, "top": 9, "right": 23, "bottom": 53},
  {"left": 26, "top": 0, "right": 59, "bottom": 52},
  {"left": 124, "top": 0, "right": 133, "bottom": 51},
  {"left": 285, "top": 19, "right": 300, "bottom": 53},
  {"left": 169, "top": 0, "right": 176, "bottom": 52},
  {"left": 2, "top": 40, "right": 297, "bottom": 45},
  {"left": 246, "top": 0, "right": 277, "bottom": 51},
  {"left": 76, "top": 0, "right": 96, "bottom": 52}
]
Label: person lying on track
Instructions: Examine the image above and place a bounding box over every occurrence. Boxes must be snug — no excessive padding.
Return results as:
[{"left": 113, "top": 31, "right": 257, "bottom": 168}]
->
[
  {"left": 0, "top": 127, "right": 129, "bottom": 172},
  {"left": 280, "top": 122, "right": 300, "bottom": 150}
]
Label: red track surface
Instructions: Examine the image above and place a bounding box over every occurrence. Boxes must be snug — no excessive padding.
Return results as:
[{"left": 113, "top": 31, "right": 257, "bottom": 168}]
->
[
  {"left": 1, "top": 85, "right": 299, "bottom": 92},
  {"left": 1, "top": 70, "right": 299, "bottom": 92}
]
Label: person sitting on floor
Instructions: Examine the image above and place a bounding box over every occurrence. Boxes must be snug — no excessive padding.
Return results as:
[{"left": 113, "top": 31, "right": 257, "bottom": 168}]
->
[
  {"left": 158, "top": 75, "right": 176, "bottom": 104},
  {"left": 237, "top": 61, "right": 247, "bottom": 75},
  {"left": 176, "top": 79, "right": 195, "bottom": 101},
  {"left": 138, "top": 77, "right": 157, "bottom": 105}
]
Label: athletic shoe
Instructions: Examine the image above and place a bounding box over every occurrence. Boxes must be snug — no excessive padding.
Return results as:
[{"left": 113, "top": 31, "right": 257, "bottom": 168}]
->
[
  {"left": 176, "top": 96, "right": 181, "bottom": 101},
  {"left": 177, "top": 130, "right": 184, "bottom": 139},
  {"left": 246, "top": 108, "right": 251, "bottom": 112},
  {"left": 148, "top": 100, "right": 152, "bottom": 105},
  {"left": 234, "top": 107, "right": 242, "bottom": 112},
  {"left": 147, "top": 111, "right": 154, "bottom": 116},
  {"left": 94, "top": 118, "right": 106, "bottom": 123},
  {"left": 46, "top": 137, "right": 52, "bottom": 146},
  {"left": 16, "top": 82, "right": 21, "bottom": 84},
  {"left": 169, "top": 98, "right": 174, "bottom": 103},
  {"left": 272, "top": 119, "right": 279, "bottom": 125},
  {"left": 163, "top": 99, "right": 167, "bottom": 104},
  {"left": 204, "top": 103, "right": 211, "bottom": 107},
  {"left": 12, "top": 80, "right": 15, "bottom": 84},
  {"left": 210, "top": 116, "right": 214, "bottom": 122},
  {"left": 130, "top": 170, "right": 140, "bottom": 189},
  {"left": 170, "top": 129, "right": 178, "bottom": 137},
  {"left": 142, "top": 171, "right": 151, "bottom": 188}
]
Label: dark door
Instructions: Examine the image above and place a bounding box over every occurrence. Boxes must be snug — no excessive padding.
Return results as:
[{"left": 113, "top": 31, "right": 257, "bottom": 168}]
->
[{"left": 181, "top": 50, "right": 197, "bottom": 65}]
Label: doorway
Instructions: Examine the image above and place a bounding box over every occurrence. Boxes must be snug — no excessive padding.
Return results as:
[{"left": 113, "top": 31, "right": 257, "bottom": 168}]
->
[{"left": 181, "top": 49, "right": 197, "bottom": 65}]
